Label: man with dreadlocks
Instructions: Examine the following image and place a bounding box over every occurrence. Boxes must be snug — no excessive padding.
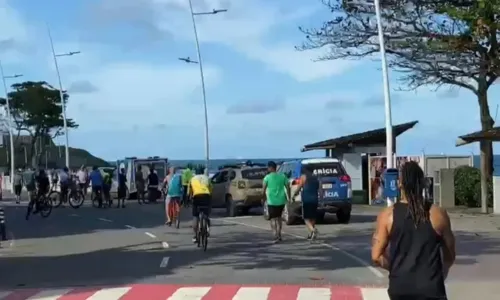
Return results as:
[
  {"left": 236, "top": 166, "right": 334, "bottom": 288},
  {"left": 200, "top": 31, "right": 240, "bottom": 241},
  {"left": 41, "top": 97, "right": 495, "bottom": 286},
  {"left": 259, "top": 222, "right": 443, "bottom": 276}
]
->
[{"left": 371, "top": 161, "right": 456, "bottom": 300}]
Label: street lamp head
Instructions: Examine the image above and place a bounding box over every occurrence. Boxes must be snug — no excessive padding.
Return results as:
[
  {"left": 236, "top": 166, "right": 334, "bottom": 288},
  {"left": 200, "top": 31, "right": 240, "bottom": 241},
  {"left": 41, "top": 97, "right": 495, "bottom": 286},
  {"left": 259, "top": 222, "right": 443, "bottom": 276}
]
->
[
  {"left": 68, "top": 51, "right": 81, "bottom": 56},
  {"left": 13, "top": 74, "right": 23, "bottom": 78},
  {"left": 212, "top": 9, "right": 228, "bottom": 14}
]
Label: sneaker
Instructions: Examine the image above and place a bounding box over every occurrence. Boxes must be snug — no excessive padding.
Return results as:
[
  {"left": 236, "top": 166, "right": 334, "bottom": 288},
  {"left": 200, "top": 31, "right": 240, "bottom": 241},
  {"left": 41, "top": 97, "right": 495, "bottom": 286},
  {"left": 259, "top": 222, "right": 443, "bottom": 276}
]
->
[
  {"left": 311, "top": 228, "right": 318, "bottom": 241},
  {"left": 192, "top": 236, "right": 198, "bottom": 243}
]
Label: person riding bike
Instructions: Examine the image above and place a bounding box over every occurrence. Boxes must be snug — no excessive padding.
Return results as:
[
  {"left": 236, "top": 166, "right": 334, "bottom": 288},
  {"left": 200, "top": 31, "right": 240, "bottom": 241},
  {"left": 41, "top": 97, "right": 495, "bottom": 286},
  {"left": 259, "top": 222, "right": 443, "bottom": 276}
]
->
[
  {"left": 34, "top": 169, "right": 50, "bottom": 212},
  {"left": 59, "top": 167, "right": 71, "bottom": 206},
  {"left": 164, "top": 166, "right": 183, "bottom": 226},
  {"left": 89, "top": 166, "right": 104, "bottom": 208},
  {"left": 188, "top": 167, "right": 212, "bottom": 243}
]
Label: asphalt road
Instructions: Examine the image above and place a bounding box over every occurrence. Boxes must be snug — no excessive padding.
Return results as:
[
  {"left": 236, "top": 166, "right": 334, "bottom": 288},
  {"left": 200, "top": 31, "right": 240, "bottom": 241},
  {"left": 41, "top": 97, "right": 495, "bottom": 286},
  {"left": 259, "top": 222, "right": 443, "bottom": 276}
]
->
[{"left": 0, "top": 200, "right": 499, "bottom": 299}]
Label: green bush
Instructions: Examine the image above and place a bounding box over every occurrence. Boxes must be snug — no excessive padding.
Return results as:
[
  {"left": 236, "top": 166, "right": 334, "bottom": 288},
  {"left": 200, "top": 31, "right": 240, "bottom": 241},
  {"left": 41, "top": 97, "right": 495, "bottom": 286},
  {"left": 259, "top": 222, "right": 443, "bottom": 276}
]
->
[{"left": 454, "top": 166, "right": 492, "bottom": 207}]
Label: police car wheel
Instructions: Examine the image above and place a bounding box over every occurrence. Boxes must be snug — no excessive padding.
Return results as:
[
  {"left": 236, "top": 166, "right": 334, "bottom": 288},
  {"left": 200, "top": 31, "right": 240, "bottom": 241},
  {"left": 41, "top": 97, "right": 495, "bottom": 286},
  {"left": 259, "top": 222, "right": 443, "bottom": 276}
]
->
[{"left": 336, "top": 210, "right": 351, "bottom": 224}]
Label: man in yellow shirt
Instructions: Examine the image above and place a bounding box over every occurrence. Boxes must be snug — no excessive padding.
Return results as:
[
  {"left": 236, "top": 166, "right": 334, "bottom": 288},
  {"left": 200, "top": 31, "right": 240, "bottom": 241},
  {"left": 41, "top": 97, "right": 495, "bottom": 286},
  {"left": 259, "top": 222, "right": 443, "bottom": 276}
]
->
[{"left": 188, "top": 167, "right": 212, "bottom": 243}]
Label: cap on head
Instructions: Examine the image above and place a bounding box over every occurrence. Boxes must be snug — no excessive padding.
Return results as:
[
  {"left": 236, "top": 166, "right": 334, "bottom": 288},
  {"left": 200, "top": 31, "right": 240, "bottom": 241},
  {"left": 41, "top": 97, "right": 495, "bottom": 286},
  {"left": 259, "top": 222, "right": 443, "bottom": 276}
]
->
[{"left": 267, "top": 161, "right": 277, "bottom": 170}]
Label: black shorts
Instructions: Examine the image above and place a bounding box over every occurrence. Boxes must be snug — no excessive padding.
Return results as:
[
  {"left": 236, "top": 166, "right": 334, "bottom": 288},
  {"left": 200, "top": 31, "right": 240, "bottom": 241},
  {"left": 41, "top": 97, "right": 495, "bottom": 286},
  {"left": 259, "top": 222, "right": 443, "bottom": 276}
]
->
[
  {"left": 268, "top": 204, "right": 285, "bottom": 219},
  {"left": 302, "top": 202, "right": 318, "bottom": 220},
  {"left": 14, "top": 185, "right": 22, "bottom": 196},
  {"left": 92, "top": 186, "right": 102, "bottom": 195},
  {"left": 26, "top": 184, "right": 35, "bottom": 192},
  {"left": 192, "top": 194, "right": 211, "bottom": 217}
]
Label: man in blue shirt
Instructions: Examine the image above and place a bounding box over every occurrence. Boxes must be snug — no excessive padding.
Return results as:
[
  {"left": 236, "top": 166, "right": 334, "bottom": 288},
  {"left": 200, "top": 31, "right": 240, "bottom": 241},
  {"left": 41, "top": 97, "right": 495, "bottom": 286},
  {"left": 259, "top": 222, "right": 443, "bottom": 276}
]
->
[{"left": 89, "top": 166, "right": 104, "bottom": 208}]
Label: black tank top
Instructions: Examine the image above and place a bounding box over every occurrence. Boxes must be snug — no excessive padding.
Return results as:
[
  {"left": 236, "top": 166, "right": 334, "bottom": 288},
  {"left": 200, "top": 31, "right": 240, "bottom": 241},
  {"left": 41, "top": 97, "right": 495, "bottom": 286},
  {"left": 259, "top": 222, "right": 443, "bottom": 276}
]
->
[{"left": 388, "top": 202, "right": 446, "bottom": 298}]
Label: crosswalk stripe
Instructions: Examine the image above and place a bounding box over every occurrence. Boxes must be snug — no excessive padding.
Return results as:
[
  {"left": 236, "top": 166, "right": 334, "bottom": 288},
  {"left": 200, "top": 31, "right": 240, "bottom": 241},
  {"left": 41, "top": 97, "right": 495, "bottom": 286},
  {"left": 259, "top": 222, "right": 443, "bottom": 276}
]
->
[
  {"left": 167, "top": 287, "right": 211, "bottom": 300},
  {"left": 232, "top": 287, "right": 271, "bottom": 300},
  {"left": 297, "top": 288, "right": 331, "bottom": 300},
  {"left": 85, "top": 287, "right": 131, "bottom": 300},
  {"left": 0, "top": 292, "right": 12, "bottom": 299},
  {"left": 360, "top": 288, "right": 390, "bottom": 300},
  {"left": 27, "top": 289, "right": 71, "bottom": 300}
]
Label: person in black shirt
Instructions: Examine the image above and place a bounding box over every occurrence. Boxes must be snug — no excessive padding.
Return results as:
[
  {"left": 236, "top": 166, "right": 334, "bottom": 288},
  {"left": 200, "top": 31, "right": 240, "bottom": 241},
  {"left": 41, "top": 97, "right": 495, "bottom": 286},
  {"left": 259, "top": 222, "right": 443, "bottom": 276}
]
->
[
  {"left": 117, "top": 168, "right": 127, "bottom": 208},
  {"left": 27, "top": 169, "right": 50, "bottom": 219},
  {"left": 371, "top": 161, "right": 455, "bottom": 300},
  {"left": 147, "top": 166, "right": 159, "bottom": 203}
]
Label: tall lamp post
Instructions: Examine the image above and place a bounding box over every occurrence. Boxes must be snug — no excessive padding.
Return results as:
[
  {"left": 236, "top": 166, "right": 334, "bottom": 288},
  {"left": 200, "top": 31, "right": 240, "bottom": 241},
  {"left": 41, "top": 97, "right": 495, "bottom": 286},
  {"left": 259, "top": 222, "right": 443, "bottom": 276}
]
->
[
  {"left": 47, "top": 24, "right": 80, "bottom": 168},
  {"left": 0, "top": 60, "right": 22, "bottom": 190},
  {"left": 345, "top": 0, "right": 394, "bottom": 206},
  {"left": 184, "top": 0, "right": 227, "bottom": 175}
]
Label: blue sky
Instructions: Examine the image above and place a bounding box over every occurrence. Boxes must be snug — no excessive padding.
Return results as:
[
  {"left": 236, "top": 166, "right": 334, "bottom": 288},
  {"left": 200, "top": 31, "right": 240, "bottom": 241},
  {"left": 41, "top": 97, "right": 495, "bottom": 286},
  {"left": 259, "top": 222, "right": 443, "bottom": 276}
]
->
[{"left": 0, "top": 0, "right": 498, "bottom": 160}]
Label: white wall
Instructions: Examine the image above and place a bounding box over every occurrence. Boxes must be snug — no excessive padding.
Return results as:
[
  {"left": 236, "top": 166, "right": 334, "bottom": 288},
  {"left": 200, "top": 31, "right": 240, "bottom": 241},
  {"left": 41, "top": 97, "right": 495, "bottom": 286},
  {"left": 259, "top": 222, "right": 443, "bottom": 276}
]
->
[{"left": 342, "top": 153, "right": 362, "bottom": 190}]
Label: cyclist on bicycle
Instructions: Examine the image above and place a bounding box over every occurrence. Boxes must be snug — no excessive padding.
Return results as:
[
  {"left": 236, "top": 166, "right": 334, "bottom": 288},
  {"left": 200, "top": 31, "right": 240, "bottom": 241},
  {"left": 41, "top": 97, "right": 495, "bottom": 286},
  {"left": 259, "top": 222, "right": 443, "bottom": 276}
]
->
[
  {"left": 59, "top": 167, "right": 71, "bottom": 206},
  {"left": 165, "top": 166, "right": 183, "bottom": 226},
  {"left": 188, "top": 166, "right": 211, "bottom": 243},
  {"left": 89, "top": 166, "right": 104, "bottom": 208},
  {"left": 35, "top": 169, "right": 50, "bottom": 211}
]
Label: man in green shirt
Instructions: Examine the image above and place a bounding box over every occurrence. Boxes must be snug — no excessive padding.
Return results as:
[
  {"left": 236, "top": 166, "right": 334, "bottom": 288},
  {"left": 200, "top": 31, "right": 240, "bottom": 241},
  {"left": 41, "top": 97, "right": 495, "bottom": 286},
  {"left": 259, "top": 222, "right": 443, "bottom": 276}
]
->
[
  {"left": 181, "top": 167, "right": 194, "bottom": 206},
  {"left": 263, "top": 161, "right": 288, "bottom": 243}
]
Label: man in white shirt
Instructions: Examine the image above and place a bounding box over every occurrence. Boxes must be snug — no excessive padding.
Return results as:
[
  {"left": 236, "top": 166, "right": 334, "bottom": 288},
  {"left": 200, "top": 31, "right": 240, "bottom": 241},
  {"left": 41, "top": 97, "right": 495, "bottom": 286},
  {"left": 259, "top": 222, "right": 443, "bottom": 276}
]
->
[{"left": 76, "top": 166, "right": 88, "bottom": 196}]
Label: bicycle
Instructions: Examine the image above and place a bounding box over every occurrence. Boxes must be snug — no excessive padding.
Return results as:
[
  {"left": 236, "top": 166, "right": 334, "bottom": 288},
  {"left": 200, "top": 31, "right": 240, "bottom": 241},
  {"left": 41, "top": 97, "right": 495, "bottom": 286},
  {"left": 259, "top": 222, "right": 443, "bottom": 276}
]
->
[
  {"left": 196, "top": 207, "right": 210, "bottom": 252},
  {"left": 53, "top": 183, "right": 85, "bottom": 209},
  {"left": 91, "top": 188, "right": 108, "bottom": 208},
  {"left": 26, "top": 190, "right": 53, "bottom": 219}
]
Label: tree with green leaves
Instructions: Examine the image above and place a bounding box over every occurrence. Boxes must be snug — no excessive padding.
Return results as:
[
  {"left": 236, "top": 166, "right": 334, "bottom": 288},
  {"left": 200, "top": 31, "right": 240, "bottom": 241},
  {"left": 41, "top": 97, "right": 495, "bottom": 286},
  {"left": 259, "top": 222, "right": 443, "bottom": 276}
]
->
[
  {"left": 0, "top": 81, "right": 78, "bottom": 167},
  {"left": 297, "top": 0, "right": 500, "bottom": 211}
]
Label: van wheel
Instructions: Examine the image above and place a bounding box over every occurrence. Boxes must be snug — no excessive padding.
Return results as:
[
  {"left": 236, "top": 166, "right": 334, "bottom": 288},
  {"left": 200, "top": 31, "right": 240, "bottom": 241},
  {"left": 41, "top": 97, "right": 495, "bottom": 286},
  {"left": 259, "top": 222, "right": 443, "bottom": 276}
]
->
[
  {"left": 283, "top": 204, "right": 295, "bottom": 225},
  {"left": 225, "top": 195, "right": 237, "bottom": 217},
  {"left": 263, "top": 201, "right": 270, "bottom": 220},
  {"left": 336, "top": 210, "right": 351, "bottom": 224}
]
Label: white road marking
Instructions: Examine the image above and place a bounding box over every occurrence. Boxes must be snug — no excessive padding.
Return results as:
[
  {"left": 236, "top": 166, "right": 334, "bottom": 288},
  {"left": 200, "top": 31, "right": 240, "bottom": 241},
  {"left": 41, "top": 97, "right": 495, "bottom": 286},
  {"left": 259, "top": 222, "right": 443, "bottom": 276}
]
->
[
  {"left": 145, "top": 232, "right": 156, "bottom": 238},
  {"left": 218, "top": 218, "right": 384, "bottom": 278},
  {"left": 124, "top": 225, "right": 135, "bottom": 229},
  {"left": 297, "top": 287, "right": 331, "bottom": 300},
  {"left": 162, "top": 241, "right": 170, "bottom": 248},
  {"left": 361, "top": 287, "right": 390, "bottom": 299},
  {"left": 160, "top": 256, "right": 170, "bottom": 268},
  {"left": 98, "top": 218, "right": 112, "bottom": 222},
  {"left": 233, "top": 287, "right": 271, "bottom": 300},
  {"left": 167, "top": 287, "right": 211, "bottom": 300},
  {"left": 26, "top": 288, "right": 71, "bottom": 299},
  {"left": 0, "top": 291, "right": 11, "bottom": 298},
  {"left": 69, "top": 213, "right": 79, "bottom": 217},
  {"left": 86, "top": 287, "right": 131, "bottom": 300}
]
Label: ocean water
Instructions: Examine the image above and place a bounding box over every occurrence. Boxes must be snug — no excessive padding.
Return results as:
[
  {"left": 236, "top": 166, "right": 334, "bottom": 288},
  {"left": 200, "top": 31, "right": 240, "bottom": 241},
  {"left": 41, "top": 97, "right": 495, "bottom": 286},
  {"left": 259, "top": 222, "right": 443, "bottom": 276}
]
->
[
  {"left": 172, "top": 155, "right": 500, "bottom": 175},
  {"left": 110, "top": 155, "right": 500, "bottom": 175}
]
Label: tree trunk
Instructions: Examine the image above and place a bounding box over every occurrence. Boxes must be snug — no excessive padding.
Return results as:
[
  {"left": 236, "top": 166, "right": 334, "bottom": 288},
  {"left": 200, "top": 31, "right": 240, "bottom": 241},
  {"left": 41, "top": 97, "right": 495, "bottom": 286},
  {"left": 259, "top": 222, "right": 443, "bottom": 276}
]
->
[{"left": 478, "top": 88, "right": 494, "bottom": 213}]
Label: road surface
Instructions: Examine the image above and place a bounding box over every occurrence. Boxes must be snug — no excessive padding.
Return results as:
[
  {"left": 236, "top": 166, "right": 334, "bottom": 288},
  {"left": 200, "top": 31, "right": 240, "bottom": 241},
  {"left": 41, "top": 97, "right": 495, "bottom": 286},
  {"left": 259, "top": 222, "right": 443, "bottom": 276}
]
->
[{"left": 0, "top": 200, "right": 499, "bottom": 299}]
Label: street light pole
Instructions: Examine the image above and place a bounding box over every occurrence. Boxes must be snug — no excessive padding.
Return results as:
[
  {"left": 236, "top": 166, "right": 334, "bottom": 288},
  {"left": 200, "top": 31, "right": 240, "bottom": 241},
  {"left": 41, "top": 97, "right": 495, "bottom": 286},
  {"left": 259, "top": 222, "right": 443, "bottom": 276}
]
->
[
  {"left": 187, "top": 0, "right": 227, "bottom": 175},
  {"left": 0, "top": 60, "right": 22, "bottom": 190},
  {"left": 373, "top": 0, "right": 395, "bottom": 207},
  {"left": 47, "top": 24, "right": 80, "bottom": 168}
]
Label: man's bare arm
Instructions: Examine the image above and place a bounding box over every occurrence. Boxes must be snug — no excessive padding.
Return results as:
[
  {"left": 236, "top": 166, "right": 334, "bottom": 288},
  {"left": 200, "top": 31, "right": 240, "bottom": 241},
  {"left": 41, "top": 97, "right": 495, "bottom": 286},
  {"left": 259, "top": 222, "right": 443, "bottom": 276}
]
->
[
  {"left": 371, "top": 209, "right": 391, "bottom": 270},
  {"left": 440, "top": 208, "right": 456, "bottom": 277}
]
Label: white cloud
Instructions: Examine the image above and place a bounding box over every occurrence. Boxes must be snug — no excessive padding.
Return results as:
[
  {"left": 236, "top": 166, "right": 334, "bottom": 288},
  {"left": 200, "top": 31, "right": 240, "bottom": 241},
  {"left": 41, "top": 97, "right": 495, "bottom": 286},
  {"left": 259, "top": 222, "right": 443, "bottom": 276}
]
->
[
  {"left": 88, "top": 0, "right": 355, "bottom": 81},
  {"left": 0, "top": 0, "right": 29, "bottom": 63}
]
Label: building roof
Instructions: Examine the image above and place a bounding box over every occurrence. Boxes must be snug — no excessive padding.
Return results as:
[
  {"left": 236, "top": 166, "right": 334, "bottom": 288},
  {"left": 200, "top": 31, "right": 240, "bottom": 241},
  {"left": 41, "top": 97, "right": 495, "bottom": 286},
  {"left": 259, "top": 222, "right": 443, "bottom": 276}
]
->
[
  {"left": 456, "top": 127, "right": 500, "bottom": 146},
  {"left": 301, "top": 120, "right": 418, "bottom": 152}
]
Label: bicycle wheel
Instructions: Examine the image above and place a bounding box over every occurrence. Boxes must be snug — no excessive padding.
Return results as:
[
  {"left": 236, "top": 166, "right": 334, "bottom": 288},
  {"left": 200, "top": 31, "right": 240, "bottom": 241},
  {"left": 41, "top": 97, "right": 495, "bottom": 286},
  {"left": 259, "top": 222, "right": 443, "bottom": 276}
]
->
[
  {"left": 197, "top": 216, "right": 203, "bottom": 248},
  {"left": 40, "top": 196, "right": 53, "bottom": 218},
  {"left": 50, "top": 191, "right": 62, "bottom": 208},
  {"left": 69, "top": 191, "right": 85, "bottom": 209},
  {"left": 201, "top": 217, "right": 208, "bottom": 252}
]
